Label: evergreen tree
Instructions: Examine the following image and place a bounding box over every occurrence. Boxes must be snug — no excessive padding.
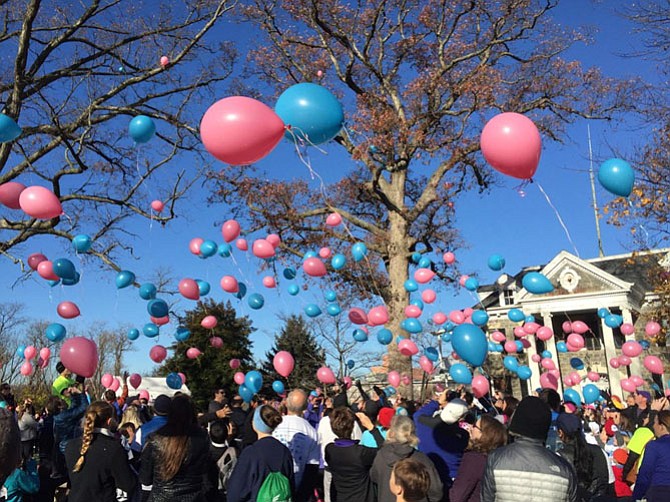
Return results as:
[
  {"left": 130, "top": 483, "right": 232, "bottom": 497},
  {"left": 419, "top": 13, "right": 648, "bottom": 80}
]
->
[
  {"left": 262, "top": 315, "right": 325, "bottom": 391},
  {"left": 159, "top": 299, "right": 254, "bottom": 410}
]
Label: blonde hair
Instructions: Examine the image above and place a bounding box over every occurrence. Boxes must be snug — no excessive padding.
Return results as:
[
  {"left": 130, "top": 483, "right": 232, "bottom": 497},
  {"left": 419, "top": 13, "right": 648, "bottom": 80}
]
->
[
  {"left": 386, "top": 415, "right": 419, "bottom": 448},
  {"left": 121, "top": 405, "right": 142, "bottom": 429},
  {"left": 72, "top": 401, "right": 114, "bottom": 472}
]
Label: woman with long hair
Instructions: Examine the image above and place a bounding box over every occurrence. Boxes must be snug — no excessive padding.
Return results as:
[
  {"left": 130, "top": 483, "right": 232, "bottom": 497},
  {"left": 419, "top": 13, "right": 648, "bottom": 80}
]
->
[
  {"left": 140, "top": 394, "right": 210, "bottom": 501},
  {"left": 64, "top": 401, "right": 137, "bottom": 502},
  {"left": 632, "top": 409, "right": 670, "bottom": 502},
  {"left": 370, "top": 415, "right": 443, "bottom": 502}
]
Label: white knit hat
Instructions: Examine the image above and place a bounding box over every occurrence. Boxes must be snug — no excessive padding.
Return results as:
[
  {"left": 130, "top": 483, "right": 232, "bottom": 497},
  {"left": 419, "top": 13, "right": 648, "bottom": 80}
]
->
[{"left": 440, "top": 398, "right": 469, "bottom": 424}]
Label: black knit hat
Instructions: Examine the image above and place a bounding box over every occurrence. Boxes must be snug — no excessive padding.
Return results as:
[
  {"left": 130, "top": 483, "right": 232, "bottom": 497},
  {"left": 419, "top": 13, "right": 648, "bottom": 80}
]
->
[{"left": 508, "top": 396, "right": 552, "bottom": 441}]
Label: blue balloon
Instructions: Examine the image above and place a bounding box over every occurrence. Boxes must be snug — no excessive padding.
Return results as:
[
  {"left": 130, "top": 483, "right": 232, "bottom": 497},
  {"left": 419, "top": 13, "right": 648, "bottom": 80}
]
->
[
  {"left": 640, "top": 340, "right": 651, "bottom": 350},
  {"left": 605, "top": 314, "right": 623, "bottom": 328},
  {"left": 405, "top": 280, "right": 421, "bottom": 294},
  {"left": 563, "top": 388, "right": 582, "bottom": 407},
  {"left": 425, "top": 347, "right": 439, "bottom": 362},
  {"left": 401, "top": 318, "right": 422, "bottom": 334},
  {"left": 127, "top": 328, "right": 140, "bottom": 341},
  {"left": 128, "top": 115, "right": 156, "bottom": 143},
  {"left": 385, "top": 386, "right": 397, "bottom": 396},
  {"left": 304, "top": 304, "right": 322, "bottom": 318},
  {"left": 487, "top": 341, "right": 497, "bottom": 352},
  {"left": 46, "top": 323, "right": 66, "bottom": 342},
  {"left": 239, "top": 384, "right": 253, "bottom": 403},
  {"left": 139, "top": 283, "right": 157, "bottom": 300},
  {"left": 556, "top": 341, "right": 568, "bottom": 353},
  {"left": 418, "top": 257, "right": 432, "bottom": 269},
  {"left": 522, "top": 272, "right": 554, "bottom": 294},
  {"left": 143, "top": 323, "right": 159, "bottom": 338},
  {"left": 444, "top": 321, "right": 456, "bottom": 332},
  {"left": 514, "top": 340, "right": 523, "bottom": 352},
  {"left": 508, "top": 308, "right": 525, "bottom": 322},
  {"left": 524, "top": 315, "right": 536, "bottom": 324},
  {"left": 53, "top": 258, "right": 76, "bottom": 280},
  {"left": 147, "top": 299, "right": 169, "bottom": 318},
  {"left": 331, "top": 253, "right": 347, "bottom": 270},
  {"left": 326, "top": 303, "right": 341, "bottom": 316},
  {"left": 303, "top": 251, "right": 318, "bottom": 261},
  {"left": 175, "top": 327, "right": 191, "bottom": 342},
  {"left": 47, "top": 279, "right": 60, "bottom": 287},
  {"left": 248, "top": 293, "right": 264, "bottom": 310},
  {"left": 492, "top": 343, "right": 503, "bottom": 353},
  {"left": 288, "top": 284, "right": 300, "bottom": 296},
  {"left": 351, "top": 242, "right": 367, "bottom": 262},
  {"left": 487, "top": 254, "right": 506, "bottom": 271},
  {"left": 597, "top": 308, "right": 610, "bottom": 319},
  {"left": 464, "top": 277, "right": 479, "bottom": 291},
  {"left": 598, "top": 158, "right": 635, "bottom": 197},
  {"left": 583, "top": 384, "right": 601, "bottom": 404},
  {"left": 166, "top": 373, "right": 182, "bottom": 390},
  {"left": 235, "top": 282, "right": 247, "bottom": 300},
  {"left": 61, "top": 271, "right": 80, "bottom": 286},
  {"left": 283, "top": 267, "right": 297, "bottom": 280},
  {"left": 471, "top": 310, "right": 489, "bottom": 326},
  {"left": 410, "top": 252, "right": 421, "bottom": 263},
  {"left": 272, "top": 380, "right": 285, "bottom": 394},
  {"left": 200, "top": 240, "right": 218, "bottom": 258},
  {"left": 16, "top": 345, "right": 26, "bottom": 357},
  {"left": 377, "top": 329, "right": 393, "bottom": 345},
  {"left": 245, "top": 370, "right": 263, "bottom": 394},
  {"left": 541, "top": 350, "right": 552, "bottom": 359},
  {"left": 450, "top": 363, "right": 473, "bottom": 384},
  {"left": 410, "top": 299, "right": 425, "bottom": 311},
  {"left": 196, "top": 279, "right": 211, "bottom": 297},
  {"left": 324, "top": 290, "right": 337, "bottom": 302},
  {"left": 116, "top": 270, "right": 135, "bottom": 289},
  {"left": 517, "top": 366, "right": 532, "bottom": 380},
  {"left": 503, "top": 356, "right": 519, "bottom": 372},
  {"left": 570, "top": 357, "right": 585, "bottom": 370},
  {"left": 0, "top": 113, "right": 22, "bottom": 142},
  {"left": 452, "top": 324, "right": 488, "bottom": 367},
  {"left": 218, "top": 243, "right": 232, "bottom": 257},
  {"left": 275, "top": 83, "right": 344, "bottom": 145},
  {"left": 72, "top": 234, "right": 92, "bottom": 253},
  {"left": 353, "top": 329, "right": 368, "bottom": 342}
]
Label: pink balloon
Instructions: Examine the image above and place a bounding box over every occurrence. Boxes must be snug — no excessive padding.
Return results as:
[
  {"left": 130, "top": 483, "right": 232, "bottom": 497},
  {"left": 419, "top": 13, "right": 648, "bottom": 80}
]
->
[
  {"left": 630, "top": 375, "right": 644, "bottom": 387},
  {"left": 480, "top": 112, "right": 541, "bottom": 179},
  {"left": 39, "top": 347, "right": 51, "bottom": 361},
  {"left": 235, "top": 238, "right": 248, "bottom": 251},
  {"left": 419, "top": 355, "right": 434, "bottom": 374},
  {"left": 150, "top": 200, "right": 164, "bottom": 213},
  {"left": 37, "top": 260, "right": 59, "bottom": 280},
  {"left": 326, "top": 212, "right": 342, "bottom": 226},
  {"left": 645, "top": 321, "right": 661, "bottom": 337},
  {"left": 619, "top": 355, "right": 632, "bottom": 366},
  {"left": 443, "top": 251, "right": 455, "bottom": 264},
  {"left": 109, "top": 378, "right": 120, "bottom": 392},
  {"left": 459, "top": 275, "right": 469, "bottom": 287},
  {"left": 562, "top": 321, "right": 572, "bottom": 334},
  {"left": 129, "top": 373, "right": 142, "bottom": 389},
  {"left": 449, "top": 310, "right": 465, "bottom": 324},
  {"left": 414, "top": 268, "right": 435, "bottom": 284},
  {"left": 57, "top": 301, "right": 80, "bottom": 319},
  {"left": 189, "top": 237, "right": 204, "bottom": 255},
  {"left": 19, "top": 186, "right": 63, "bottom": 219},
  {"left": 463, "top": 307, "right": 474, "bottom": 317},
  {"left": 60, "top": 337, "right": 98, "bottom": 377},
  {"left": 186, "top": 347, "right": 202, "bottom": 359},
  {"left": 234, "top": 371, "right": 245, "bottom": 385},
  {"left": 367, "top": 306, "right": 389, "bottom": 326},
  {"left": 23, "top": 346, "right": 37, "bottom": 360},
  {"left": 210, "top": 336, "right": 223, "bottom": 348},
  {"left": 504, "top": 341, "right": 518, "bottom": 353},
  {"left": 563, "top": 376, "right": 574, "bottom": 388},
  {"left": 342, "top": 376, "right": 353, "bottom": 389},
  {"left": 178, "top": 372, "right": 186, "bottom": 384},
  {"left": 569, "top": 371, "right": 581, "bottom": 386},
  {"left": 317, "top": 366, "right": 336, "bottom": 385},
  {"left": 20, "top": 361, "right": 33, "bottom": 376},
  {"left": 541, "top": 358, "right": 556, "bottom": 371},
  {"left": 262, "top": 276, "right": 276, "bottom": 288},
  {"left": 491, "top": 331, "right": 506, "bottom": 343},
  {"left": 266, "top": 234, "right": 281, "bottom": 248},
  {"left": 201, "top": 315, "right": 218, "bottom": 329},
  {"left": 621, "top": 378, "right": 636, "bottom": 393},
  {"left": 348, "top": 308, "right": 368, "bottom": 325},
  {"left": 540, "top": 371, "right": 559, "bottom": 391},
  {"left": 566, "top": 333, "right": 585, "bottom": 350},
  {"left": 151, "top": 315, "right": 170, "bottom": 326},
  {"left": 471, "top": 374, "right": 490, "bottom": 398},
  {"left": 531, "top": 354, "right": 542, "bottom": 363},
  {"left": 0, "top": 182, "right": 26, "bottom": 209},
  {"left": 229, "top": 358, "right": 241, "bottom": 369},
  {"left": 273, "top": 351, "right": 295, "bottom": 378},
  {"left": 513, "top": 326, "right": 527, "bottom": 338},
  {"left": 620, "top": 323, "right": 635, "bottom": 336},
  {"left": 622, "top": 341, "right": 642, "bottom": 358},
  {"left": 398, "top": 339, "right": 419, "bottom": 357},
  {"left": 520, "top": 338, "right": 531, "bottom": 349},
  {"left": 421, "top": 289, "right": 437, "bottom": 304},
  {"left": 28, "top": 253, "right": 48, "bottom": 271},
  {"left": 388, "top": 370, "right": 400, "bottom": 388},
  {"left": 536, "top": 326, "right": 554, "bottom": 341},
  {"left": 405, "top": 305, "right": 422, "bottom": 318},
  {"left": 303, "top": 257, "right": 327, "bottom": 277},
  {"left": 179, "top": 278, "right": 200, "bottom": 300},
  {"left": 571, "top": 321, "right": 589, "bottom": 335},
  {"left": 200, "top": 96, "right": 285, "bottom": 165},
  {"left": 149, "top": 345, "right": 167, "bottom": 364},
  {"left": 160, "top": 55, "right": 169, "bottom": 67},
  {"left": 318, "top": 247, "right": 331, "bottom": 259},
  {"left": 253, "top": 239, "right": 276, "bottom": 259},
  {"left": 220, "top": 275, "right": 239, "bottom": 293},
  {"left": 523, "top": 322, "right": 540, "bottom": 335},
  {"left": 221, "top": 220, "right": 241, "bottom": 243},
  {"left": 587, "top": 371, "right": 600, "bottom": 382},
  {"left": 432, "top": 312, "right": 447, "bottom": 325},
  {"left": 644, "top": 355, "right": 664, "bottom": 374},
  {"left": 609, "top": 357, "right": 621, "bottom": 369},
  {"left": 101, "top": 373, "right": 114, "bottom": 388}
]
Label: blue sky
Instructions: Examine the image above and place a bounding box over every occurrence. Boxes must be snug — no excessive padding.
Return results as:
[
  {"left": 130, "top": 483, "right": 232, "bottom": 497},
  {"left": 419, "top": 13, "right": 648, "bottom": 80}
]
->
[{"left": 0, "top": 2, "right": 661, "bottom": 377}]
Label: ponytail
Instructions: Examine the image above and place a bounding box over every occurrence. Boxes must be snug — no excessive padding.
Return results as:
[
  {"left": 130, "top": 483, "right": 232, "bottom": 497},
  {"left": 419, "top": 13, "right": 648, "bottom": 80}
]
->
[{"left": 72, "top": 401, "right": 114, "bottom": 473}]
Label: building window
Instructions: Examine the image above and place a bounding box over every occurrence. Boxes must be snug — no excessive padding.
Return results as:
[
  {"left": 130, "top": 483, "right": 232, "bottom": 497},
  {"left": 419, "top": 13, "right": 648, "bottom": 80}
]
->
[
  {"left": 502, "top": 289, "right": 515, "bottom": 306},
  {"left": 585, "top": 332, "right": 602, "bottom": 351}
]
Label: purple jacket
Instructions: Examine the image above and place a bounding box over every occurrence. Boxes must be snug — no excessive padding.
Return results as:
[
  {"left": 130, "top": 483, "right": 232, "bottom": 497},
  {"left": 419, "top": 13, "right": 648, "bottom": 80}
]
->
[{"left": 449, "top": 451, "right": 487, "bottom": 502}]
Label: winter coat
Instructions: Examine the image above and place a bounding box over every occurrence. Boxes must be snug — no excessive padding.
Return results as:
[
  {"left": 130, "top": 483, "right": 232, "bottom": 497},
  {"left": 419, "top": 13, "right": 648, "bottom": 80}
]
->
[
  {"left": 3, "top": 460, "right": 39, "bottom": 502},
  {"left": 325, "top": 439, "right": 377, "bottom": 502},
  {"left": 632, "top": 434, "right": 670, "bottom": 502},
  {"left": 370, "top": 441, "right": 443, "bottom": 502},
  {"left": 481, "top": 436, "right": 578, "bottom": 502},
  {"left": 53, "top": 392, "right": 88, "bottom": 454},
  {"left": 18, "top": 413, "right": 38, "bottom": 442},
  {"left": 557, "top": 441, "right": 610, "bottom": 500},
  {"left": 449, "top": 451, "right": 487, "bottom": 502}
]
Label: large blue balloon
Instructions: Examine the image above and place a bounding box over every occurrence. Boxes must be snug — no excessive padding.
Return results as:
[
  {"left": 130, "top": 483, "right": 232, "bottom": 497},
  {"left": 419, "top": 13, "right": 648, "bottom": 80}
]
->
[
  {"left": 275, "top": 83, "right": 344, "bottom": 145},
  {"left": 175, "top": 327, "right": 191, "bottom": 342},
  {"left": 128, "top": 115, "right": 156, "bottom": 143},
  {"left": 598, "top": 158, "right": 635, "bottom": 197},
  {"left": 46, "top": 323, "right": 66, "bottom": 342},
  {"left": 0, "top": 113, "right": 21, "bottom": 142},
  {"left": 166, "top": 373, "right": 182, "bottom": 390},
  {"left": 556, "top": 341, "right": 568, "bottom": 353},
  {"left": 245, "top": 370, "right": 263, "bottom": 394},
  {"left": 541, "top": 350, "right": 552, "bottom": 359},
  {"left": 508, "top": 308, "right": 525, "bottom": 322},
  {"left": 248, "top": 293, "right": 264, "bottom": 310},
  {"left": 583, "top": 383, "right": 601, "bottom": 404},
  {"left": 464, "top": 277, "right": 479, "bottom": 291},
  {"left": 304, "top": 304, "right": 322, "bottom": 318},
  {"left": 471, "top": 310, "right": 489, "bottom": 326},
  {"left": 196, "top": 279, "right": 211, "bottom": 297},
  {"left": 449, "top": 363, "right": 472, "bottom": 384},
  {"left": 72, "top": 234, "right": 92, "bottom": 253},
  {"left": 143, "top": 323, "right": 159, "bottom": 338},
  {"left": 272, "top": 380, "right": 285, "bottom": 394},
  {"left": 116, "top": 270, "right": 135, "bottom": 289},
  {"left": 401, "top": 318, "right": 422, "bottom": 334},
  {"left": 605, "top": 314, "right": 623, "bottom": 328},
  {"left": 410, "top": 299, "right": 424, "bottom": 310},
  {"left": 351, "top": 242, "right": 367, "bottom": 262},
  {"left": 570, "top": 357, "right": 584, "bottom": 370},
  {"left": 418, "top": 257, "right": 432, "bottom": 269},
  {"left": 235, "top": 282, "right": 248, "bottom": 300},
  {"left": 377, "top": 328, "right": 393, "bottom": 345},
  {"left": 200, "top": 240, "right": 218, "bottom": 258},
  {"left": 283, "top": 267, "right": 297, "bottom": 280},
  {"left": 147, "top": 299, "right": 169, "bottom": 318},
  {"left": 452, "top": 324, "right": 487, "bottom": 367},
  {"left": 522, "top": 272, "right": 554, "bottom": 294},
  {"left": 346, "top": 359, "right": 355, "bottom": 369},
  {"left": 487, "top": 254, "right": 506, "bottom": 271},
  {"left": 563, "top": 388, "right": 582, "bottom": 407},
  {"left": 127, "top": 328, "right": 140, "bottom": 341},
  {"left": 239, "top": 384, "right": 253, "bottom": 403},
  {"left": 324, "top": 290, "right": 337, "bottom": 302},
  {"left": 597, "top": 308, "right": 610, "bottom": 319},
  {"left": 331, "top": 253, "right": 347, "bottom": 270},
  {"left": 139, "top": 283, "right": 157, "bottom": 300},
  {"left": 53, "top": 258, "right": 76, "bottom": 280}
]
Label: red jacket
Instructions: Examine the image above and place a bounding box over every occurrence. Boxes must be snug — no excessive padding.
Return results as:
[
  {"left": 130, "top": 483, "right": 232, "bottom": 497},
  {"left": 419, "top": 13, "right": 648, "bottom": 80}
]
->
[{"left": 612, "top": 465, "right": 633, "bottom": 497}]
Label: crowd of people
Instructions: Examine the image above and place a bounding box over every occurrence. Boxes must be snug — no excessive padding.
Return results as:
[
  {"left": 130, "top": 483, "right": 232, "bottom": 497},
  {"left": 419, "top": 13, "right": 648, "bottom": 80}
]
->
[{"left": 1, "top": 371, "right": 670, "bottom": 502}]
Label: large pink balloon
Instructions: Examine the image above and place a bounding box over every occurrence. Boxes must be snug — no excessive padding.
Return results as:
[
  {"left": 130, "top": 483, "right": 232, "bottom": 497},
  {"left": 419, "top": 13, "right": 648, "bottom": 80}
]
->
[
  {"left": 609, "top": 357, "right": 621, "bottom": 369},
  {"left": 220, "top": 275, "right": 239, "bottom": 293},
  {"left": 622, "top": 341, "right": 642, "bottom": 358},
  {"left": 536, "top": 326, "right": 554, "bottom": 341},
  {"left": 645, "top": 321, "right": 661, "bottom": 337},
  {"left": 28, "top": 253, "right": 47, "bottom": 271},
  {"left": 398, "top": 339, "right": 419, "bottom": 357},
  {"left": 620, "top": 323, "right": 635, "bottom": 336},
  {"left": 571, "top": 321, "right": 589, "bottom": 334},
  {"left": 273, "top": 351, "right": 295, "bottom": 378},
  {"left": 266, "top": 234, "right": 281, "bottom": 248},
  {"left": 39, "top": 347, "right": 51, "bottom": 362},
  {"left": 414, "top": 268, "right": 435, "bottom": 284},
  {"left": 201, "top": 315, "right": 218, "bottom": 329},
  {"left": 367, "top": 306, "right": 389, "bottom": 326},
  {"left": 60, "top": 337, "right": 98, "bottom": 377},
  {"left": 644, "top": 355, "right": 664, "bottom": 374},
  {"left": 449, "top": 310, "right": 465, "bottom": 324},
  {"left": 262, "top": 276, "right": 276, "bottom": 288},
  {"left": 513, "top": 326, "right": 526, "bottom": 338},
  {"left": 129, "top": 373, "right": 142, "bottom": 389},
  {"left": 566, "top": 334, "right": 585, "bottom": 350},
  {"left": 432, "top": 312, "right": 447, "bottom": 325},
  {"left": 229, "top": 358, "right": 241, "bottom": 369},
  {"left": 234, "top": 371, "right": 245, "bottom": 385},
  {"left": 101, "top": 373, "right": 114, "bottom": 388},
  {"left": 587, "top": 371, "right": 600, "bottom": 382},
  {"left": 19, "top": 186, "right": 63, "bottom": 219},
  {"left": 253, "top": 239, "right": 276, "bottom": 259},
  {"left": 179, "top": 278, "right": 200, "bottom": 300},
  {"left": 539, "top": 371, "right": 559, "bottom": 391},
  {"left": 619, "top": 355, "right": 632, "bottom": 366},
  {"left": 405, "top": 305, "right": 422, "bottom": 318},
  {"left": 621, "top": 378, "right": 636, "bottom": 393},
  {"left": 303, "top": 257, "right": 327, "bottom": 277},
  {"left": 387, "top": 370, "right": 400, "bottom": 388},
  {"left": 151, "top": 315, "right": 170, "bottom": 326},
  {"left": 443, "top": 251, "right": 456, "bottom": 264},
  {"left": 421, "top": 289, "right": 437, "bottom": 304},
  {"left": 109, "top": 378, "right": 120, "bottom": 392},
  {"left": 630, "top": 375, "right": 644, "bottom": 387},
  {"left": 471, "top": 374, "right": 490, "bottom": 398},
  {"left": 57, "top": 301, "right": 80, "bottom": 319},
  {"left": 37, "top": 260, "right": 59, "bottom": 280},
  {"left": 523, "top": 322, "right": 540, "bottom": 335},
  {"left": 480, "top": 112, "right": 541, "bottom": 179},
  {"left": 531, "top": 354, "right": 542, "bottom": 363},
  {"left": 504, "top": 341, "right": 517, "bottom": 353},
  {"left": 200, "top": 96, "right": 285, "bottom": 165},
  {"left": 149, "top": 345, "right": 167, "bottom": 364},
  {"left": 150, "top": 200, "right": 164, "bottom": 213},
  {"left": 236, "top": 238, "right": 248, "bottom": 251},
  {"left": 0, "top": 181, "right": 26, "bottom": 209},
  {"left": 189, "top": 237, "right": 204, "bottom": 255},
  {"left": 491, "top": 331, "right": 506, "bottom": 343},
  {"left": 317, "top": 366, "right": 336, "bottom": 384}
]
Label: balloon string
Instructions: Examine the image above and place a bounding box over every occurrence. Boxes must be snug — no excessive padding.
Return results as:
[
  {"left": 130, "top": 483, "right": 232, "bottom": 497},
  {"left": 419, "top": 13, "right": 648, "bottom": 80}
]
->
[{"left": 534, "top": 181, "right": 580, "bottom": 258}]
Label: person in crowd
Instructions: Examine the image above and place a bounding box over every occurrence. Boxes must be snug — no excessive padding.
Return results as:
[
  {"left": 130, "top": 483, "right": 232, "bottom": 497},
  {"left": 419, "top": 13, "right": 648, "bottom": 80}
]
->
[
  {"left": 3, "top": 458, "right": 39, "bottom": 502},
  {"left": 481, "top": 396, "right": 578, "bottom": 501},
  {"left": 228, "top": 395, "right": 247, "bottom": 447},
  {"left": 610, "top": 448, "right": 633, "bottom": 499},
  {"left": 118, "top": 422, "right": 136, "bottom": 449},
  {"left": 1, "top": 382, "right": 17, "bottom": 410},
  {"left": 272, "top": 389, "right": 320, "bottom": 500},
  {"left": 52, "top": 384, "right": 88, "bottom": 479},
  {"left": 449, "top": 414, "right": 507, "bottom": 502},
  {"left": 539, "top": 388, "right": 562, "bottom": 452},
  {"left": 121, "top": 404, "right": 143, "bottom": 430},
  {"left": 140, "top": 394, "right": 210, "bottom": 501},
  {"left": 370, "top": 415, "right": 443, "bottom": 502},
  {"left": 495, "top": 396, "right": 518, "bottom": 425},
  {"left": 226, "top": 404, "right": 295, "bottom": 501},
  {"left": 131, "top": 394, "right": 171, "bottom": 452},
  {"left": 360, "top": 406, "right": 395, "bottom": 449},
  {"left": 555, "top": 412, "right": 610, "bottom": 500},
  {"left": 64, "top": 400, "right": 137, "bottom": 501},
  {"left": 208, "top": 388, "right": 228, "bottom": 416},
  {"left": 623, "top": 391, "right": 651, "bottom": 430},
  {"left": 16, "top": 399, "right": 39, "bottom": 461},
  {"left": 137, "top": 390, "right": 153, "bottom": 423},
  {"left": 389, "top": 458, "right": 432, "bottom": 502},
  {"left": 621, "top": 423, "right": 655, "bottom": 484},
  {"left": 205, "top": 418, "right": 237, "bottom": 501},
  {"left": 0, "top": 407, "right": 21, "bottom": 487},
  {"left": 52, "top": 363, "right": 76, "bottom": 405},
  {"left": 631, "top": 410, "right": 670, "bottom": 502},
  {"left": 305, "top": 392, "right": 324, "bottom": 429},
  {"left": 240, "top": 395, "right": 261, "bottom": 448},
  {"left": 325, "top": 407, "right": 377, "bottom": 502}
]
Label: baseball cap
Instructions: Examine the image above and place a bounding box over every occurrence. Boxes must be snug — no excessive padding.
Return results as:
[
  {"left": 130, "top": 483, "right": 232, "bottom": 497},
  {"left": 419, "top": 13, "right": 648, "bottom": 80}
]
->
[
  {"left": 153, "top": 395, "right": 171, "bottom": 416},
  {"left": 604, "top": 418, "right": 618, "bottom": 437},
  {"left": 637, "top": 390, "right": 651, "bottom": 403},
  {"left": 556, "top": 413, "right": 582, "bottom": 435}
]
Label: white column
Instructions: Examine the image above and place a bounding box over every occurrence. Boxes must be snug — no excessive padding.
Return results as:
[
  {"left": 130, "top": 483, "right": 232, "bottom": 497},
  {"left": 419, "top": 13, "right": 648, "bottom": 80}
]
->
[
  {"left": 525, "top": 332, "right": 542, "bottom": 393},
  {"left": 541, "top": 311, "right": 564, "bottom": 395},
  {"left": 621, "top": 307, "right": 642, "bottom": 376},
  {"left": 601, "top": 316, "right": 622, "bottom": 397}
]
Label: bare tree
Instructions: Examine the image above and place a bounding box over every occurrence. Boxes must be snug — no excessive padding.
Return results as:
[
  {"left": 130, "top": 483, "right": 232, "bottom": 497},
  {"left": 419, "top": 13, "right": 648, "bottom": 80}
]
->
[{"left": 0, "top": 303, "right": 26, "bottom": 385}]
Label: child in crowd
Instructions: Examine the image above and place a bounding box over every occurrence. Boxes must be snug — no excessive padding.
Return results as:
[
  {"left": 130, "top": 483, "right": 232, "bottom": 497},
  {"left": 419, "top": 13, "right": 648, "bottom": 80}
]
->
[
  {"left": 389, "top": 458, "right": 431, "bottom": 502},
  {"left": 3, "top": 459, "right": 39, "bottom": 502}
]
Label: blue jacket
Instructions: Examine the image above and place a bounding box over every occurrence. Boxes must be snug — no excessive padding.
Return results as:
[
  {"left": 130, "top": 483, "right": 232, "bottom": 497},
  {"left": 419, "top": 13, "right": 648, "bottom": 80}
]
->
[
  {"left": 54, "top": 393, "right": 88, "bottom": 454},
  {"left": 130, "top": 415, "right": 168, "bottom": 451},
  {"left": 632, "top": 434, "right": 670, "bottom": 501},
  {"left": 4, "top": 460, "right": 39, "bottom": 502}
]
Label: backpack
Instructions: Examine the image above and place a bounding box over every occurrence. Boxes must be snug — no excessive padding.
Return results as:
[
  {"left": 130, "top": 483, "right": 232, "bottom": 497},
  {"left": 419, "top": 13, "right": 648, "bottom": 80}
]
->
[
  {"left": 216, "top": 446, "right": 238, "bottom": 491},
  {"left": 256, "top": 471, "right": 292, "bottom": 502}
]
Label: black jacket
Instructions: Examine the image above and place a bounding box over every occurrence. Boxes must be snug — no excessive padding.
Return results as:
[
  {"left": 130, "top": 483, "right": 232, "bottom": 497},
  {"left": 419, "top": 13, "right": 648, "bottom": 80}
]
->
[
  {"left": 325, "top": 439, "right": 377, "bottom": 502},
  {"left": 558, "top": 442, "right": 610, "bottom": 500}
]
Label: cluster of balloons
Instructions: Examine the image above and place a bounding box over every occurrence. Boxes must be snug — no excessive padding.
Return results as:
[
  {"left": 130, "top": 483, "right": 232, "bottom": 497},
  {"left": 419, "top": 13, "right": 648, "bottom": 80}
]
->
[
  {"left": 28, "top": 254, "right": 82, "bottom": 289},
  {"left": 17, "top": 345, "right": 51, "bottom": 376},
  {"left": 0, "top": 183, "right": 63, "bottom": 219}
]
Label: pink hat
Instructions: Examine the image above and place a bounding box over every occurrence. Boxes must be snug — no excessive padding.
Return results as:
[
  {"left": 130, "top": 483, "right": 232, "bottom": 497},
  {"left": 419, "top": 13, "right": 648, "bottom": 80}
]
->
[
  {"left": 139, "top": 390, "right": 150, "bottom": 401},
  {"left": 564, "top": 402, "right": 577, "bottom": 413}
]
